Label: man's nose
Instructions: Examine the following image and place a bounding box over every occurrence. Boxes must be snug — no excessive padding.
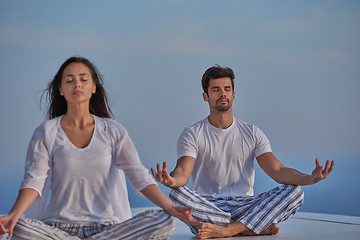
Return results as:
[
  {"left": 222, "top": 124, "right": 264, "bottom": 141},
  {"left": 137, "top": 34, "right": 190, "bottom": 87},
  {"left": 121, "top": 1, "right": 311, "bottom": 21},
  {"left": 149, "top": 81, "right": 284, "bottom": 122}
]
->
[{"left": 219, "top": 89, "right": 226, "bottom": 96}]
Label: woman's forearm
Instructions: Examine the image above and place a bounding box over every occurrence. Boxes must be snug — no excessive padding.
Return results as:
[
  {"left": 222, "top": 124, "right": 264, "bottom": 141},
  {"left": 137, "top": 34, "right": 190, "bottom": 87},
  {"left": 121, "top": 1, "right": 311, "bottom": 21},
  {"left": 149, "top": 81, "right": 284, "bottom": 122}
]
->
[
  {"left": 9, "top": 188, "right": 39, "bottom": 219},
  {"left": 140, "top": 184, "right": 175, "bottom": 211}
]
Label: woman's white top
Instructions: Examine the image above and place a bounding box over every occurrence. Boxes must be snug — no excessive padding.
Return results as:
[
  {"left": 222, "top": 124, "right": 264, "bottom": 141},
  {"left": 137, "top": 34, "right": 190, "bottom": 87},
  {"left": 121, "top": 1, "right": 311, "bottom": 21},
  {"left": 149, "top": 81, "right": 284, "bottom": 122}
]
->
[{"left": 20, "top": 115, "right": 156, "bottom": 223}]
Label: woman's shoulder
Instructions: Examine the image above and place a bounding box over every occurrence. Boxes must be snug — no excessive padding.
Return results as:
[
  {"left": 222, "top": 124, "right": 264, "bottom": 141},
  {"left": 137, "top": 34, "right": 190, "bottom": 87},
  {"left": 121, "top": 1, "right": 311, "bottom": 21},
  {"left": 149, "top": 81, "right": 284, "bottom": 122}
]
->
[
  {"left": 33, "top": 117, "right": 61, "bottom": 139},
  {"left": 95, "top": 115, "right": 128, "bottom": 137}
]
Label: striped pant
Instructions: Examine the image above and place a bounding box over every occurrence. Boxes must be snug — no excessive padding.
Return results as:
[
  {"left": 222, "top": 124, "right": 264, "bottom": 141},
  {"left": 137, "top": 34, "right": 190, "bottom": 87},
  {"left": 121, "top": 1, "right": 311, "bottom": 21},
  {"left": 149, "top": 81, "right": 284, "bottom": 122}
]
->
[
  {"left": 169, "top": 185, "right": 304, "bottom": 235},
  {"left": 13, "top": 209, "right": 175, "bottom": 240}
]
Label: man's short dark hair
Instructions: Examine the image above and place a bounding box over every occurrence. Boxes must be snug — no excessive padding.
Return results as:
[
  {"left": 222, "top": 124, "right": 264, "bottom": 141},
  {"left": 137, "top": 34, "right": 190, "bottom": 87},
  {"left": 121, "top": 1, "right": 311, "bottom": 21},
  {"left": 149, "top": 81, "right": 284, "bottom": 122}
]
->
[{"left": 201, "top": 65, "right": 235, "bottom": 94}]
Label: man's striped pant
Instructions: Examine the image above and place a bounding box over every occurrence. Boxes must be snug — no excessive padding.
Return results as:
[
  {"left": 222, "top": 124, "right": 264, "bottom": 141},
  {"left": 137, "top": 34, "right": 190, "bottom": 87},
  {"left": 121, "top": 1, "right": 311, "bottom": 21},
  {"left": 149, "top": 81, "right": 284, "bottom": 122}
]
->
[{"left": 169, "top": 184, "right": 304, "bottom": 235}]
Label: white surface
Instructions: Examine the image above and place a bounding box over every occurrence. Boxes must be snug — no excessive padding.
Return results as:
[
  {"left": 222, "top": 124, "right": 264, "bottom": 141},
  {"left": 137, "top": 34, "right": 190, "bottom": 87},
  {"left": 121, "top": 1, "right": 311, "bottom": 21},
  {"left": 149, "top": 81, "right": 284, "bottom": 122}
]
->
[
  {"left": 2, "top": 209, "right": 360, "bottom": 239},
  {"left": 170, "top": 211, "right": 360, "bottom": 240},
  {"left": 133, "top": 208, "right": 360, "bottom": 240}
]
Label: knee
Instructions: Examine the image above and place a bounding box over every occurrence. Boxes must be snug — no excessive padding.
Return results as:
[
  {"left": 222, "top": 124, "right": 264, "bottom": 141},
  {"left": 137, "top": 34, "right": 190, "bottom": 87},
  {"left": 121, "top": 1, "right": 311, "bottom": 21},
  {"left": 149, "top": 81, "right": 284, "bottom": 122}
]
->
[
  {"left": 148, "top": 210, "right": 175, "bottom": 238},
  {"left": 148, "top": 209, "right": 175, "bottom": 229},
  {"left": 169, "top": 186, "right": 192, "bottom": 205},
  {"left": 284, "top": 185, "right": 304, "bottom": 202},
  {"left": 296, "top": 186, "right": 305, "bottom": 202},
  {"left": 293, "top": 185, "right": 304, "bottom": 197},
  {"left": 12, "top": 218, "right": 48, "bottom": 240},
  {"left": 169, "top": 186, "right": 189, "bottom": 196}
]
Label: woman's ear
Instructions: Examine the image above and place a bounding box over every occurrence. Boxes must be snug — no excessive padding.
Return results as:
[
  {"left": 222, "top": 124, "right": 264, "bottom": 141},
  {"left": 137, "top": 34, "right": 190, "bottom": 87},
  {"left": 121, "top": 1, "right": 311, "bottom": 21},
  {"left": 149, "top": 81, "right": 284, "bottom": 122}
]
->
[{"left": 59, "top": 87, "right": 64, "bottom": 96}]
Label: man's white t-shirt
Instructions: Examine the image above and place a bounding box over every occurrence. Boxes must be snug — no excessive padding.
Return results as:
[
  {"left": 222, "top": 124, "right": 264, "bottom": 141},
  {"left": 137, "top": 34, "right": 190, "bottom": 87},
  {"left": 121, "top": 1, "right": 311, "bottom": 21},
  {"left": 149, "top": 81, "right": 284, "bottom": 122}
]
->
[{"left": 177, "top": 117, "right": 272, "bottom": 198}]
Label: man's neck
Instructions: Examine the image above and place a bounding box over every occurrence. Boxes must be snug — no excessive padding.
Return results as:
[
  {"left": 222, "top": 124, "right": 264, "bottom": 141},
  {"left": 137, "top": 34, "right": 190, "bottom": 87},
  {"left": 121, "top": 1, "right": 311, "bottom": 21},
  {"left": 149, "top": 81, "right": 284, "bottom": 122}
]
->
[{"left": 207, "top": 110, "right": 233, "bottom": 129}]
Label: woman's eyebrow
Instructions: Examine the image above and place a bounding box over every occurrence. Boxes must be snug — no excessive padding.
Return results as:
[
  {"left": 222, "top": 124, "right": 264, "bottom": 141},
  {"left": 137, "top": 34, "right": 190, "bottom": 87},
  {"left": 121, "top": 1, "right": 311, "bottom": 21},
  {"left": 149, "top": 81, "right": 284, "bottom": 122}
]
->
[{"left": 64, "top": 73, "right": 89, "bottom": 77}]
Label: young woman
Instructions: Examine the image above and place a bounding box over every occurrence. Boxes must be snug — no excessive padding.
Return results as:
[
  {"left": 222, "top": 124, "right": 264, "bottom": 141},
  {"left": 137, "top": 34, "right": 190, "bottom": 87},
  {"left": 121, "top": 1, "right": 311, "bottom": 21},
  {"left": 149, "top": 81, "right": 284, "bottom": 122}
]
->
[{"left": 0, "top": 57, "right": 199, "bottom": 240}]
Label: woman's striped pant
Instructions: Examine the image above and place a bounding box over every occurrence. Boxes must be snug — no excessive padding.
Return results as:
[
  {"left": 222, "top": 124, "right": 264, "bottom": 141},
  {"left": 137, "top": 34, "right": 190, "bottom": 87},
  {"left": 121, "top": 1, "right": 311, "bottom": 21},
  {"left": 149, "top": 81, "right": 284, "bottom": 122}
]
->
[
  {"left": 12, "top": 209, "right": 175, "bottom": 240},
  {"left": 169, "top": 184, "right": 304, "bottom": 235}
]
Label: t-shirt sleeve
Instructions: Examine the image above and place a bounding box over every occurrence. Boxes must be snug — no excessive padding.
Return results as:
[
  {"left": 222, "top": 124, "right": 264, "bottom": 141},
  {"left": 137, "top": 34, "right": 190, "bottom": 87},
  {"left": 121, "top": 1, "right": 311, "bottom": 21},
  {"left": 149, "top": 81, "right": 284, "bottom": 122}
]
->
[
  {"left": 109, "top": 120, "right": 156, "bottom": 193},
  {"left": 20, "top": 135, "right": 50, "bottom": 197},
  {"left": 254, "top": 126, "right": 272, "bottom": 157},
  {"left": 177, "top": 128, "right": 197, "bottom": 159}
]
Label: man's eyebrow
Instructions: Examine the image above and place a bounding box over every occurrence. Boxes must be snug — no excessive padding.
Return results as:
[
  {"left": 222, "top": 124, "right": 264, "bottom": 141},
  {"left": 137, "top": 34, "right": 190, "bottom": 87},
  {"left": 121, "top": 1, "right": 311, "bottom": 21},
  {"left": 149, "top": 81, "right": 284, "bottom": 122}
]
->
[{"left": 211, "top": 85, "right": 232, "bottom": 89}]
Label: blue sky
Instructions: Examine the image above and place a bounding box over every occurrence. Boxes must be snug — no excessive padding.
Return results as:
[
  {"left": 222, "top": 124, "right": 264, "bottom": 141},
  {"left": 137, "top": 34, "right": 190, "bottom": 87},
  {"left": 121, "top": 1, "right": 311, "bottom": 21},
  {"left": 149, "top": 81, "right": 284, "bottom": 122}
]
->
[{"left": 1, "top": 0, "right": 359, "bottom": 215}]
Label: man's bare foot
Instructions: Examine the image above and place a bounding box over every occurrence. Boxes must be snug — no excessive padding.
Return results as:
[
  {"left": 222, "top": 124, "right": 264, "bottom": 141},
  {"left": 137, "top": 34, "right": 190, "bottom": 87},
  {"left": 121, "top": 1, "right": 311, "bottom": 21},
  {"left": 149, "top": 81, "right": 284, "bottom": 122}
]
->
[
  {"left": 197, "top": 222, "right": 247, "bottom": 239},
  {"left": 242, "top": 223, "right": 279, "bottom": 236},
  {"left": 197, "top": 223, "right": 230, "bottom": 239}
]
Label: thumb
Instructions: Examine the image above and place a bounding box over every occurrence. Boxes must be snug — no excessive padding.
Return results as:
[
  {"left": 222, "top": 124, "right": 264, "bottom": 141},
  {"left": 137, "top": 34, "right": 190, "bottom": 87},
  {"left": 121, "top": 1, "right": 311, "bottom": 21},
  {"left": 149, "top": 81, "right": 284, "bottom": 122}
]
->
[{"left": 176, "top": 206, "right": 192, "bottom": 213}]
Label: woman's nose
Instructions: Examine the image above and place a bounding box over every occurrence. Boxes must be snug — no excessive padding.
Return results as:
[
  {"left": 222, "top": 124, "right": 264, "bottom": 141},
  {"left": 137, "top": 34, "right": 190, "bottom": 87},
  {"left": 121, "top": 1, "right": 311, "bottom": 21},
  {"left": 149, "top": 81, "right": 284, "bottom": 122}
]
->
[{"left": 74, "top": 79, "right": 81, "bottom": 88}]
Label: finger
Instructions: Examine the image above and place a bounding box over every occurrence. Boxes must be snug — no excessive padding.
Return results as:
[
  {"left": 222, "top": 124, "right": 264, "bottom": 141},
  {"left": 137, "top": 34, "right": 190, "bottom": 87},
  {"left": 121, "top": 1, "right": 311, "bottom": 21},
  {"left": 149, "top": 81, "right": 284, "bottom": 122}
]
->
[
  {"left": 188, "top": 217, "right": 201, "bottom": 225},
  {"left": 7, "top": 229, "right": 12, "bottom": 239},
  {"left": 150, "top": 168, "right": 158, "bottom": 180},
  {"left": 324, "top": 160, "right": 330, "bottom": 169},
  {"left": 329, "top": 160, "right": 335, "bottom": 173},
  {"left": 157, "top": 163, "right": 164, "bottom": 179},
  {"left": 177, "top": 206, "right": 192, "bottom": 213},
  {"left": 312, "top": 163, "right": 323, "bottom": 177},
  {"left": 323, "top": 160, "right": 330, "bottom": 175},
  {"left": 156, "top": 163, "right": 162, "bottom": 173},
  {"left": 162, "top": 162, "right": 169, "bottom": 177},
  {"left": 313, "top": 161, "right": 322, "bottom": 172},
  {"left": 155, "top": 163, "right": 164, "bottom": 182},
  {"left": 0, "top": 223, "right": 6, "bottom": 232},
  {"left": 317, "top": 159, "right": 323, "bottom": 171}
]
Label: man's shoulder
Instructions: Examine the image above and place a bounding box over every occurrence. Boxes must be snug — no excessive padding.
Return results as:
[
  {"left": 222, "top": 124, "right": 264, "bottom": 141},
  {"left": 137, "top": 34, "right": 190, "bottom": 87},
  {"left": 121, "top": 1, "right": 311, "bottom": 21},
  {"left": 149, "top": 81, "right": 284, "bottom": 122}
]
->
[
  {"left": 234, "top": 118, "right": 266, "bottom": 138},
  {"left": 184, "top": 118, "right": 207, "bottom": 132},
  {"left": 234, "top": 118, "right": 259, "bottom": 129}
]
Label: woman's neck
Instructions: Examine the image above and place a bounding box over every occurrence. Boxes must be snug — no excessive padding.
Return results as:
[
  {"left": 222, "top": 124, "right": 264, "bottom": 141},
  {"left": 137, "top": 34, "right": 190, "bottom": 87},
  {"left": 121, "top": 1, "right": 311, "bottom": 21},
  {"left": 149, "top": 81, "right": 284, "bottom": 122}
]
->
[{"left": 62, "top": 104, "right": 93, "bottom": 127}]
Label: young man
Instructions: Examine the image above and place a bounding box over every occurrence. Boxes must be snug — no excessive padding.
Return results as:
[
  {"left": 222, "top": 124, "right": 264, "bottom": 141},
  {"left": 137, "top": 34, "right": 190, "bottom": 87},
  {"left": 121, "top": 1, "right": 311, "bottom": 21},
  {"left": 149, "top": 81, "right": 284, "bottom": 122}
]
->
[{"left": 151, "top": 65, "right": 334, "bottom": 239}]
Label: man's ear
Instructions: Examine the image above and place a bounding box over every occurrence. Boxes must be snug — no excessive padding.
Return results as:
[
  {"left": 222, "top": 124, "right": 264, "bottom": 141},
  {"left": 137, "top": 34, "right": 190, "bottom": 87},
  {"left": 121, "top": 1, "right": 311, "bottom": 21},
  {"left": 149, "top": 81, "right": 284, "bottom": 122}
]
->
[{"left": 203, "top": 92, "right": 208, "bottom": 101}]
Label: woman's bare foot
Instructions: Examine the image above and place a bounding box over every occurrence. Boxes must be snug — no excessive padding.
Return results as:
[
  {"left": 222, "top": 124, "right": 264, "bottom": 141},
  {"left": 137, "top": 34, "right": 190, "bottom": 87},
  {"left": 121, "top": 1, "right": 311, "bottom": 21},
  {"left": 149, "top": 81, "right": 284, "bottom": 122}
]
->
[{"left": 242, "top": 223, "right": 279, "bottom": 236}]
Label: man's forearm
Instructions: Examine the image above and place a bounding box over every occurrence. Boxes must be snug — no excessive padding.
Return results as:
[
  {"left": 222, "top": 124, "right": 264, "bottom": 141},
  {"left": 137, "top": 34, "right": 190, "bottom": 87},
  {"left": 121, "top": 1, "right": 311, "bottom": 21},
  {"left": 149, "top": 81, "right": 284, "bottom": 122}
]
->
[
  {"left": 169, "top": 171, "right": 190, "bottom": 188},
  {"left": 274, "top": 167, "right": 311, "bottom": 186}
]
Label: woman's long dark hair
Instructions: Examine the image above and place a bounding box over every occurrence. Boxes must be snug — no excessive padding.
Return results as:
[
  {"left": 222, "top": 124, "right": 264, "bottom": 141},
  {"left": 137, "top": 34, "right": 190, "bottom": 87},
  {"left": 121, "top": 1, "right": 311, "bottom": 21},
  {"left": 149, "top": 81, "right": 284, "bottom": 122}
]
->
[{"left": 43, "top": 56, "right": 113, "bottom": 119}]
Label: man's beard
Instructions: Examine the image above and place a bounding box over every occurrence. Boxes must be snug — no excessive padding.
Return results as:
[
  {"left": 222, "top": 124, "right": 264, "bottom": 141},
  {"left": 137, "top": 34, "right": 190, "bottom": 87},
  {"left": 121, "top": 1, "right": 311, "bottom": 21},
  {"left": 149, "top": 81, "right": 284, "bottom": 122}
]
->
[
  {"left": 215, "top": 98, "right": 232, "bottom": 112},
  {"left": 215, "top": 105, "right": 232, "bottom": 112}
]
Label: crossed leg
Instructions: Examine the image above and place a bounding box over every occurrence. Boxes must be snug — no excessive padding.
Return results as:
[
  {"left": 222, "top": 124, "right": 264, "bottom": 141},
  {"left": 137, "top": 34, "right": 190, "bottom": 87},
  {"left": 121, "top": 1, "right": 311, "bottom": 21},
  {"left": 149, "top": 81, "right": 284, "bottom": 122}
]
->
[{"left": 170, "top": 185, "right": 303, "bottom": 239}]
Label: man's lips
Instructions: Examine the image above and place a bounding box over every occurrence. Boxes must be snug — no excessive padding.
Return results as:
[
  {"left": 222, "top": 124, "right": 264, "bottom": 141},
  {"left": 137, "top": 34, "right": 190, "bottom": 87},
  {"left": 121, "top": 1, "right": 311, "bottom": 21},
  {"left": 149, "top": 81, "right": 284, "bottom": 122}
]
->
[{"left": 217, "top": 98, "right": 229, "bottom": 104}]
